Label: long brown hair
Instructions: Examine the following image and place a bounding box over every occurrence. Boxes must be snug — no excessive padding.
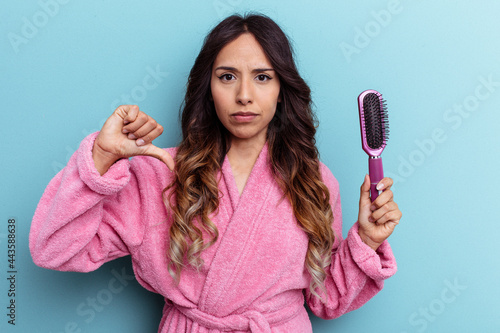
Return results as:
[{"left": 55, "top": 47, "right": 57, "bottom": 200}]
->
[{"left": 164, "top": 13, "right": 335, "bottom": 301}]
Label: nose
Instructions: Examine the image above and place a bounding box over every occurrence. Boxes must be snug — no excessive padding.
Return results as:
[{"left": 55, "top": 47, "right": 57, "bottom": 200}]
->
[{"left": 236, "top": 77, "right": 253, "bottom": 105}]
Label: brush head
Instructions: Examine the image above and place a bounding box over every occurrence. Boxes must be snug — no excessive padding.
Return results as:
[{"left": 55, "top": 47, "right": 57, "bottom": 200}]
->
[{"left": 358, "top": 90, "right": 389, "bottom": 157}]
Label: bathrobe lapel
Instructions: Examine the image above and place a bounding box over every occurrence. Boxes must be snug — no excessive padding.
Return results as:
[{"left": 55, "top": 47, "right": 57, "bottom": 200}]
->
[{"left": 198, "top": 143, "right": 279, "bottom": 315}]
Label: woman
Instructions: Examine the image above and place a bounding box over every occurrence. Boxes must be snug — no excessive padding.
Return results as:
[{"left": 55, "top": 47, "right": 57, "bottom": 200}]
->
[{"left": 30, "top": 13, "right": 401, "bottom": 332}]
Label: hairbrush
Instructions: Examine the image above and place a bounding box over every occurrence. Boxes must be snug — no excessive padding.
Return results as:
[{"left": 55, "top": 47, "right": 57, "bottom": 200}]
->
[{"left": 357, "top": 89, "right": 389, "bottom": 202}]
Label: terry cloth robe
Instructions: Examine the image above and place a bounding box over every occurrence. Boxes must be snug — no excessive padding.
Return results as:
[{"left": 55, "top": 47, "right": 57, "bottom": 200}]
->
[{"left": 30, "top": 132, "right": 397, "bottom": 333}]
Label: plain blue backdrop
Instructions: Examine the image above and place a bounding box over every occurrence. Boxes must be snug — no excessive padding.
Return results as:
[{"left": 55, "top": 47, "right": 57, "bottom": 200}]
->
[{"left": 1, "top": 0, "right": 499, "bottom": 332}]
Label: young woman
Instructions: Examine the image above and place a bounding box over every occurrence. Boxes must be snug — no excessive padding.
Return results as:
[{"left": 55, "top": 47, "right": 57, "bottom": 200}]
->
[{"left": 30, "top": 13, "right": 402, "bottom": 332}]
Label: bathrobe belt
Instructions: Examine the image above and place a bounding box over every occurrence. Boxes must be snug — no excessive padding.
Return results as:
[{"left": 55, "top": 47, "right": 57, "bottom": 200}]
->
[{"left": 173, "top": 300, "right": 302, "bottom": 332}]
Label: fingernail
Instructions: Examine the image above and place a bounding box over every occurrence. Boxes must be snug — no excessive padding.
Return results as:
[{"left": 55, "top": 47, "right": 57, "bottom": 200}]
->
[
  {"left": 122, "top": 128, "right": 129, "bottom": 134},
  {"left": 128, "top": 133, "right": 136, "bottom": 139},
  {"left": 376, "top": 182, "right": 385, "bottom": 191},
  {"left": 136, "top": 139, "right": 145, "bottom": 146},
  {"left": 368, "top": 216, "right": 374, "bottom": 223},
  {"left": 370, "top": 205, "right": 376, "bottom": 211}
]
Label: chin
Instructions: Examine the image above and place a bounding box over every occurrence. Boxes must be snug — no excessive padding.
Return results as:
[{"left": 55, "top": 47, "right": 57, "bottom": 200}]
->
[{"left": 229, "top": 129, "right": 266, "bottom": 142}]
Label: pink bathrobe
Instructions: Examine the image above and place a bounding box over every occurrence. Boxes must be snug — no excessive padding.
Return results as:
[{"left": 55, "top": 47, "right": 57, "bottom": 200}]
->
[{"left": 30, "top": 132, "right": 397, "bottom": 332}]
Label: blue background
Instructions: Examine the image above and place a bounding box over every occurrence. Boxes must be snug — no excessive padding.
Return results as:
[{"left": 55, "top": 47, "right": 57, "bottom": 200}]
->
[{"left": 1, "top": 0, "right": 499, "bottom": 332}]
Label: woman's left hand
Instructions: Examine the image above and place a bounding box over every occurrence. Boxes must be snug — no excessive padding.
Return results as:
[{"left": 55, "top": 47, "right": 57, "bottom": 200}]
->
[{"left": 357, "top": 175, "right": 402, "bottom": 251}]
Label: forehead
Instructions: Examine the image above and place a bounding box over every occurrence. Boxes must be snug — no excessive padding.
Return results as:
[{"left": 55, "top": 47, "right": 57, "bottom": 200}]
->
[{"left": 213, "top": 33, "right": 272, "bottom": 68}]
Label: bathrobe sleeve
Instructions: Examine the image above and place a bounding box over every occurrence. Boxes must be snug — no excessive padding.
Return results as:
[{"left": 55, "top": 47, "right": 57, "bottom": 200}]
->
[
  {"left": 305, "top": 163, "right": 397, "bottom": 319},
  {"left": 29, "top": 132, "right": 173, "bottom": 273}
]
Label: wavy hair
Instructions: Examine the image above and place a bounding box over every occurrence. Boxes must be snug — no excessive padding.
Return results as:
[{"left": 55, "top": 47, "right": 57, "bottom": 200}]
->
[{"left": 163, "top": 13, "right": 335, "bottom": 301}]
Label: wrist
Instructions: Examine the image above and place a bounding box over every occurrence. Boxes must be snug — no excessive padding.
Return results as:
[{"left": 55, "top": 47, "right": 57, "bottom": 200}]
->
[
  {"left": 92, "top": 141, "right": 120, "bottom": 176},
  {"left": 358, "top": 225, "right": 382, "bottom": 251}
]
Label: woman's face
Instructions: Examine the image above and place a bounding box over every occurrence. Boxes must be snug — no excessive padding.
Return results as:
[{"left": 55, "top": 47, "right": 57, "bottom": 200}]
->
[{"left": 211, "top": 33, "right": 281, "bottom": 147}]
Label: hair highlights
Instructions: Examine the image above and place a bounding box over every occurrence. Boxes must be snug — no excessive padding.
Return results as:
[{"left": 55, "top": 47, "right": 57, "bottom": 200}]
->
[{"left": 164, "top": 13, "right": 335, "bottom": 302}]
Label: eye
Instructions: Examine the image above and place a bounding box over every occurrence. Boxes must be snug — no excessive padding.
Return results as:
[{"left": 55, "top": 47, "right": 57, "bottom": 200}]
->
[
  {"left": 218, "top": 73, "right": 235, "bottom": 82},
  {"left": 256, "top": 74, "right": 271, "bottom": 82}
]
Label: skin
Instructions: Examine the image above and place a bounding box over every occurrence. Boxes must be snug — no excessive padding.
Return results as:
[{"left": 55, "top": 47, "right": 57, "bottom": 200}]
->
[
  {"left": 92, "top": 104, "right": 174, "bottom": 175},
  {"left": 210, "top": 33, "right": 281, "bottom": 195},
  {"left": 92, "top": 33, "right": 401, "bottom": 251},
  {"left": 358, "top": 175, "right": 402, "bottom": 250}
]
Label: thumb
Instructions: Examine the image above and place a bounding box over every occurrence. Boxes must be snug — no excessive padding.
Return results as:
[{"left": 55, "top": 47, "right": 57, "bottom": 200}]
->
[
  {"left": 358, "top": 174, "right": 372, "bottom": 225},
  {"left": 359, "top": 174, "right": 371, "bottom": 207},
  {"left": 139, "top": 144, "right": 175, "bottom": 171}
]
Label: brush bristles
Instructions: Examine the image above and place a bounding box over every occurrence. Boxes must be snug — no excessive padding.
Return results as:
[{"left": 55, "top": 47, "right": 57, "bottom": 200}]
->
[{"left": 362, "top": 93, "right": 389, "bottom": 150}]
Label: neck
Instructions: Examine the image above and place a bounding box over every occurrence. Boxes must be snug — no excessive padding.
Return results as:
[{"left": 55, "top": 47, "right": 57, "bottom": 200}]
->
[
  {"left": 226, "top": 135, "right": 266, "bottom": 172},
  {"left": 226, "top": 136, "right": 267, "bottom": 196},
  {"left": 227, "top": 135, "right": 266, "bottom": 174}
]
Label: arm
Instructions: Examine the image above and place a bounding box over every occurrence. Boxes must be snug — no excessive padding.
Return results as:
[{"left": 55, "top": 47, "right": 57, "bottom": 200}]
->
[
  {"left": 30, "top": 105, "right": 174, "bottom": 272},
  {"left": 30, "top": 132, "right": 143, "bottom": 271},
  {"left": 305, "top": 164, "right": 397, "bottom": 319}
]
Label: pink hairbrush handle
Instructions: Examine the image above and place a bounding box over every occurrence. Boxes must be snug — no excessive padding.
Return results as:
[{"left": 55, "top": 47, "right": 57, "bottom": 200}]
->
[{"left": 368, "top": 157, "right": 384, "bottom": 202}]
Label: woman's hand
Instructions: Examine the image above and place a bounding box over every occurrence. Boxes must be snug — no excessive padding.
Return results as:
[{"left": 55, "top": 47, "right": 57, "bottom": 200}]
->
[
  {"left": 92, "top": 105, "right": 175, "bottom": 175},
  {"left": 357, "top": 175, "right": 402, "bottom": 251}
]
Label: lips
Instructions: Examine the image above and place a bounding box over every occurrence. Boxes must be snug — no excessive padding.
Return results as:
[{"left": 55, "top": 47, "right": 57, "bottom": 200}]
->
[
  {"left": 232, "top": 111, "right": 257, "bottom": 116},
  {"left": 231, "top": 111, "right": 258, "bottom": 122}
]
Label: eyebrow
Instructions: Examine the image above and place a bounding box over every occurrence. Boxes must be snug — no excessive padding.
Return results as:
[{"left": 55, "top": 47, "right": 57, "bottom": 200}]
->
[{"left": 214, "top": 66, "right": 275, "bottom": 73}]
